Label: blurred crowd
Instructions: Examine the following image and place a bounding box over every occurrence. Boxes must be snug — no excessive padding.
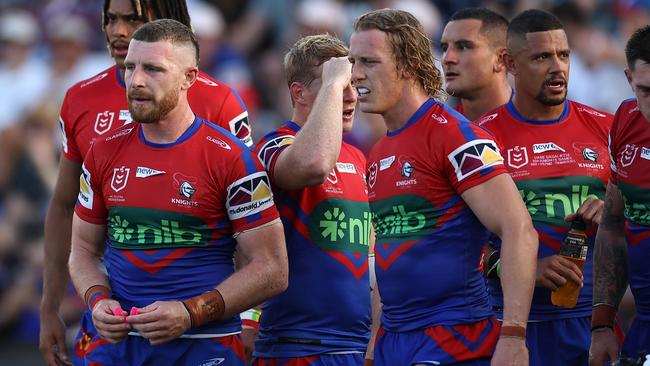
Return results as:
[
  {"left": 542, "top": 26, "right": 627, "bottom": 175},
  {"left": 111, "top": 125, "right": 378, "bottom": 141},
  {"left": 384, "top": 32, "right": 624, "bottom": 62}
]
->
[{"left": 0, "top": 0, "right": 647, "bottom": 363}]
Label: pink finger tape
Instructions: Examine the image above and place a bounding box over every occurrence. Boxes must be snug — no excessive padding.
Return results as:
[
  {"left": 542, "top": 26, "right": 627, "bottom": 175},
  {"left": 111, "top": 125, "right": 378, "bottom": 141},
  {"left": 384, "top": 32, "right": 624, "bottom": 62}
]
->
[
  {"left": 113, "top": 306, "right": 126, "bottom": 317},
  {"left": 129, "top": 307, "right": 139, "bottom": 316}
]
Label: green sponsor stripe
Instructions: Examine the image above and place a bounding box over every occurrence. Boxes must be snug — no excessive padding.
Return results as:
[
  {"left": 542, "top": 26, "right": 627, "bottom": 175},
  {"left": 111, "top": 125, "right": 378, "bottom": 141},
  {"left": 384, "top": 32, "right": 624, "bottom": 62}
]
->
[
  {"left": 308, "top": 198, "right": 371, "bottom": 254},
  {"left": 107, "top": 206, "right": 210, "bottom": 250},
  {"left": 369, "top": 194, "right": 437, "bottom": 244},
  {"left": 618, "top": 182, "right": 650, "bottom": 225},
  {"left": 516, "top": 176, "right": 605, "bottom": 225}
]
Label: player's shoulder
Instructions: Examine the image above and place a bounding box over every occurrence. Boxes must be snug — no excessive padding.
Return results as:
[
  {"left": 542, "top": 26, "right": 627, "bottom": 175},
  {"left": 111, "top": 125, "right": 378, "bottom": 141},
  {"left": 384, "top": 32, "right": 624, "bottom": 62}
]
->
[
  {"left": 89, "top": 123, "right": 137, "bottom": 159},
  {"left": 65, "top": 66, "right": 117, "bottom": 99},
  {"left": 255, "top": 122, "right": 298, "bottom": 150},
  {"left": 616, "top": 98, "right": 639, "bottom": 116},
  {"left": 570, "top": 100, "right": 613, "bottom": 121},
  {"left": 201, "top": 118, "right": 251, "bottom": 155},
  {"left": 191, "top": 71, "right": 234, "bottom": 96}
]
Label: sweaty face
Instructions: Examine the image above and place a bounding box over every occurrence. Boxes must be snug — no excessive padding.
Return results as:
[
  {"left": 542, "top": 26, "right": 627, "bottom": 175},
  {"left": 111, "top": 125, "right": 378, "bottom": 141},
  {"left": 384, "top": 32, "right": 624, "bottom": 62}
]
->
[
  {"left": 511, "top": 29, "right": 570, "bottom": 107},
  {"left": 627, "top": 60, "right": 650, "bottom": 121},
  {"left": 441, "top": 19, "right": 499, "bottom": 99},
  {"left": 349, "top": 29, "right": 405, "bottom": 116},
  {"left": 125, "top": 40, "right": 189, "bottom": 124},
  {"left": 104, "top": 0, "right": 145, "bottom": 69}
]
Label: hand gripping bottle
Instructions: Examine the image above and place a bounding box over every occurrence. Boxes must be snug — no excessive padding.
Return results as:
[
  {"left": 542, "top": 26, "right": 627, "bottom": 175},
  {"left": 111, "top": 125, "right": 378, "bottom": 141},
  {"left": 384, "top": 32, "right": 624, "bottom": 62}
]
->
[{"left": 551, "top": 219, "right": 588, "bottom": 308}]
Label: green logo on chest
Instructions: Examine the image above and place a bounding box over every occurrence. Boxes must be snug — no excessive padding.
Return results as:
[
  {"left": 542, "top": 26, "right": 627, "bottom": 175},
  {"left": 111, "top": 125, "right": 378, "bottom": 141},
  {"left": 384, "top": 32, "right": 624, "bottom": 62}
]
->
[
  {"left": 307, "top": 199, "right": 371, "bottom": 254},
  {"left": 370, "top": 194, "right": 436, "bottom": 244},
  {"left": 107, "top": 207, "right": 208, "bottom": 249}
]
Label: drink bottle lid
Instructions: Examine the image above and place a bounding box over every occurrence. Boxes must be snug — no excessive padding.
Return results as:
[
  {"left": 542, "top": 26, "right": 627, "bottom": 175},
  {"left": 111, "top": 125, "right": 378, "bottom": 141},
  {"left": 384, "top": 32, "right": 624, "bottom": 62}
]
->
[{"left": 570, "top": 219, "right": 586, "bottom": 231}]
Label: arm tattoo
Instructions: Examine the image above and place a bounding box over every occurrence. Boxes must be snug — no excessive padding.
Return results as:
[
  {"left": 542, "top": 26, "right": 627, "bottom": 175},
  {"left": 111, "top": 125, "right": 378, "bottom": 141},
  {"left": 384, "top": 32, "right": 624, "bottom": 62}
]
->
[{"left": 593, "top": 184, "right": 628, "bottom": 307}]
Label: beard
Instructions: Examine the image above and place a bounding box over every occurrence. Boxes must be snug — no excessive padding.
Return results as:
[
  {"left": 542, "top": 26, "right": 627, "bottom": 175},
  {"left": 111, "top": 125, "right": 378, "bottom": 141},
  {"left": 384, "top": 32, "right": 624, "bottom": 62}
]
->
[
  {"left": 128, "top": 87, "right": 179, "bottom": 124},
  {"left": 535, "top": 88, "right": 567, "bottom": 106}
]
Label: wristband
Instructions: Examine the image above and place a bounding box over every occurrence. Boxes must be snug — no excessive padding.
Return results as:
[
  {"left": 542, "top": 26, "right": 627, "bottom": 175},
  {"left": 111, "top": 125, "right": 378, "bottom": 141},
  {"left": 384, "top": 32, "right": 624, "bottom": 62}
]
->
[
  {"left": 241, "top": 308, "right": 261, "bottom": 329},
  {"left": 500, "top": 325, "right": 526, "bottom": 339},
  {"left": 84, "top": 285, "right": 111, "bottom": 310},
  {"left": 592, "top": 304, "right": 616, "bottom": 329},
  {"left": 182, "top": 289, "right": 225, "bottom": 328},
  {"left": 591, "top": 324, "right": 614, "bottom": 333}
]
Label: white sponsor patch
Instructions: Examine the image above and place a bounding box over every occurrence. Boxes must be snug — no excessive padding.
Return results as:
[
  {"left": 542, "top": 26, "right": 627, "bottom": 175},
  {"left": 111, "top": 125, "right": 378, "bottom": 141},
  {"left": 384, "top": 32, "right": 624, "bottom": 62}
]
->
[
  {"left": 78, "top": 163, "right": 93, "bottom": 209},
  {"left": 197, "top": 357, "right": 225, "bottom": 366},
  {"left": 379, "top": 156, "right": 395, "bottom": 171},
  {"left": 533, "top": 142, "right": 565, "bottom": 154},
  {"left": 447, "top": 139, "right": 503, "bottom": 181},
  {"left": 336, "top": 162, "right": 357, "bottom": 174},
  {"left": 641, "top": 147, "right": 650, "bottom": 161},
  {"left": 136, "top": 166, "right": 165, "bottom": 178},
  {"left": 226, "top": 172, "right": 274, "bottom": 220}
]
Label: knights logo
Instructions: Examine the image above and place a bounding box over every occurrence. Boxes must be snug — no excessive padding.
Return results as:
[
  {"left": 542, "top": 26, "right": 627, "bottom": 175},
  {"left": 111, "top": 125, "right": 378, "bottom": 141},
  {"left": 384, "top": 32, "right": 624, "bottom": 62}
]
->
[
  {"left": 401, "top": 161, "right": 414, "bottom": 177},
  {"left": 173, "top": 173, "right": 198, "bottom": 199},
  {"left": 110, "top": 166, "right": 130, "bottom": 192},
  {"left": 621, "top": 144, "right": 638, "bottom": 167},
  {"left": 582, "top": 147, "right": 599, "bottom": 162},
  {"left": 94, "top": 111, "right": 115, "bottom": 135},
  {"left": 368, "top": 162, "right": 378, "bottom": 188},
  {"left": 507, "top": 146, "right": 529, "bottom": 169}
]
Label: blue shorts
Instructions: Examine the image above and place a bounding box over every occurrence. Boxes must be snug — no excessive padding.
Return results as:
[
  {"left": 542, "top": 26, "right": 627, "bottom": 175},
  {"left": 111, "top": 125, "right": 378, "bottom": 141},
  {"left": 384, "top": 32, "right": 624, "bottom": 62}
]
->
[
  {"left": 374, "top": 318, "right": 498, "bottom": 366},
  {"left": 73, "top": 310, "right": 246, "bottom": 365},
  {"left": 527, "top": 317, "right": 590, "bottom": 366},
  {"left": 252, "top": 353, "right": 364, "bottom": 366},
  {"left": 622, "top": 318, "right": 650, "bottom": 359}
]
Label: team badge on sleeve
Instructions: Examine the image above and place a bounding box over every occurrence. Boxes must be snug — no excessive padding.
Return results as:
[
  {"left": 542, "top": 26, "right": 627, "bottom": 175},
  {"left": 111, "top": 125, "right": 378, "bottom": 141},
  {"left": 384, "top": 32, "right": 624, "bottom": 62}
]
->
[
  {"left": 228, "top": 112, "right": 253, "bottom": 147},
  {"left": 78, "top": 163, "right": 94, "bottom": 209},
  {"left": 226, "top": 172, "right": 274, "bottom": 220},
  {"left": 257, "top": 135, "right": 295, "bottom": 170},
  {"left": 448, "top": 139, "right": 503, "bottom": 181}
]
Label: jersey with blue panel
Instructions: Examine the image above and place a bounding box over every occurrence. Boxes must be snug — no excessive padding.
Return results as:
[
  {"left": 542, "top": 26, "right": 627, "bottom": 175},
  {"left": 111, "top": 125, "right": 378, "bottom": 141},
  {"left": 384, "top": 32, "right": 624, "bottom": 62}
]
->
[
  {"left": 479, "top": 99, "right": 612, "bottom": 320},
  {"left": 368, "top": 98, "right": 507, "bottom": 332},
  {"left": 608, "top": 99, "right": 650, "bottom": 355},
  {"left": 74, "top": 117, "right": 279, "bottom": 337},
  {"left": 253, "top": 121, "right": 371, "bottom": 357}
]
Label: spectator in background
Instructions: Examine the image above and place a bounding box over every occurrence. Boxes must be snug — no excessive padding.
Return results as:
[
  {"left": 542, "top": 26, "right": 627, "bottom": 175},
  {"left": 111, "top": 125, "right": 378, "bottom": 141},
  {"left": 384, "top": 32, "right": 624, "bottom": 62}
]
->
[{"left": 0, "top": 9, "right": 48, "bottom": 131}]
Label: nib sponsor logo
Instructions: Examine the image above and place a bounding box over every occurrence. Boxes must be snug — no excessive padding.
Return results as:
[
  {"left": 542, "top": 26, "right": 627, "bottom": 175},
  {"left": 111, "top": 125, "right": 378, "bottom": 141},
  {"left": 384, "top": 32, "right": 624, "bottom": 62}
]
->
[{"left": 136, "top": 166, "right": 165, "bottom": 178}]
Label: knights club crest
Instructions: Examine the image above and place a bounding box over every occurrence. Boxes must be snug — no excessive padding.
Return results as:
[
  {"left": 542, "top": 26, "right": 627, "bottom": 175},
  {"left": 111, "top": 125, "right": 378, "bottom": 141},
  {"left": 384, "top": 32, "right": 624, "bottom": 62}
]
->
[
  {"left": 507, "top": 146, "right": 529, "bottom": 169},
  {"left": 94, "top": 111, "right": 115, "bottom": 135},
  {"left": 111, "top": 166, "right": 130, "bottom": 192},
  {"left": 367, "top": 162, "right": 378, "bottom": 188},
  {"left": 621, "top": 144, "right": 638, "bottom": 167}
]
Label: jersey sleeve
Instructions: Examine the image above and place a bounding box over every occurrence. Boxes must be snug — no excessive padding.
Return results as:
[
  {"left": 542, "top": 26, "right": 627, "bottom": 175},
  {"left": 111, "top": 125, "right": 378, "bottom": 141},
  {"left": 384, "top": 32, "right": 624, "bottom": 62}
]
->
[
  {"left": 74, "top": 144, "right": 107, "bottom": 224},
  {"left": 59, "top": 89, "right": 82, "bottom": 162},
  {"left": 254, "top": 131, "right": 296, "bottom": 185},
  {"left": 224, "top": 148, "right": 280, "bottom": 233},
  {"left": 442, "top": 122, "right": 508, "bottom": 194},
  {"left": 220, "top": 88, "right": 253, "bottom": 147}
]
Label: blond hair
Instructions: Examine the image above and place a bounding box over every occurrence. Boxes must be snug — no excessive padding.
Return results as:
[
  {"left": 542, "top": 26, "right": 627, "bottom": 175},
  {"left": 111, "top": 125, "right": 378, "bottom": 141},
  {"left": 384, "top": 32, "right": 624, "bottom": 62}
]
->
[
  {"left": 284, "top": 34, "right": 348, "bottom": 88},
  {"left": 353, "top": 9, "right": 443, "bottom": 99}
]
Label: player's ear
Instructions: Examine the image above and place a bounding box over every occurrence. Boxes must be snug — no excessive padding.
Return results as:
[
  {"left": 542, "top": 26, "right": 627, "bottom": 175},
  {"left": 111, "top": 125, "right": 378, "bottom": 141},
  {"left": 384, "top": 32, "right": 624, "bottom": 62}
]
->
[
  {"left": 289, "top": 82, "right": 307, "bottom": 105},
  {"left": 494, "top": 48, "right": 508, "bottom": 73},
  {"left": 182, "top": 67, "right": 198, "bottom": 90},
  {"left": 503, "top": 50, "right": 517, "bottom": 76}
]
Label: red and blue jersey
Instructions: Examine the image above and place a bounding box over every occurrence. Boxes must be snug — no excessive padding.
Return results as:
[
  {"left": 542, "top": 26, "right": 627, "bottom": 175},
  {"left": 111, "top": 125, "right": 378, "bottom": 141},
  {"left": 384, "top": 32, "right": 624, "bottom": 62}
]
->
[
  {"left": 253, "top": 121, "right": 371, "bottom": 357},
  {"left": 60, "top": 65, "right": 252, "bottom": 163},
  {"left": 609, "top": 98, "right": 650, "bottom": 320},
  {"left": 74, "top": 118, "right": 279, "bottom": 337},
  {"left": 367, "top": 98, "right": 507, "bottom": 332},
  {"left": 479, "top": 99, "right": 612, "bottom": 320}
]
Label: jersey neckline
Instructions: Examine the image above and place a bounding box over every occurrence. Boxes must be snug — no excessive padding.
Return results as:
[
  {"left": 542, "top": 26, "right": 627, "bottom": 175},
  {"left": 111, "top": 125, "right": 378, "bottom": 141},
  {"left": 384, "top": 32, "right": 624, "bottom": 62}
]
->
[
  {"left": 387, "top": 98, "right": 437, "bottom": 137},
  {"left": 505, "top": 99, "right": 569, "bottom": 125},
  {"left": 139, "top": 116, "right": 202, "bottom": 148}
]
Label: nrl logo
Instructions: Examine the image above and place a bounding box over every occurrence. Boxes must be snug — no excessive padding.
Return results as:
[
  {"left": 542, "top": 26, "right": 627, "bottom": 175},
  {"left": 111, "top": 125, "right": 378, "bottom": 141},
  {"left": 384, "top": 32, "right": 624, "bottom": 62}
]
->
[
  {"left": 111, "top": 166, "right": 130, "bottom": 192},
  {"left": 507, "top": 146, "right": 529, "bottom": 169},
  {"left": 95, "top": 111, "right": 115, "bottom": 135},
  {"left": 621, "top": 144, "right": 638, "bottom": 167},
  {"left": 367, "top": 162, "right": 378, "bottom": 188}
]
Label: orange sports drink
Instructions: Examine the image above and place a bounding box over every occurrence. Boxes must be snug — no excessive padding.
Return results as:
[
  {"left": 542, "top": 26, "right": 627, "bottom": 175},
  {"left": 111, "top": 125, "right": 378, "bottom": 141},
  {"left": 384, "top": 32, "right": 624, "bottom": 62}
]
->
[{"left": 551, "top": 219, "right": 588, "bottom": 308}]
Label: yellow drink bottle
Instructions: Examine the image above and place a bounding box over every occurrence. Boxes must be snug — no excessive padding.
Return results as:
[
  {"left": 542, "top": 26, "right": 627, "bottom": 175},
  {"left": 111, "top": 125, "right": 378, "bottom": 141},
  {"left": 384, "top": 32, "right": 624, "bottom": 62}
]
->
[{"left": 551, "top": 219, "right": 588, "bottom": 308}]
